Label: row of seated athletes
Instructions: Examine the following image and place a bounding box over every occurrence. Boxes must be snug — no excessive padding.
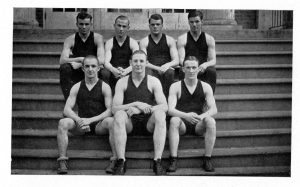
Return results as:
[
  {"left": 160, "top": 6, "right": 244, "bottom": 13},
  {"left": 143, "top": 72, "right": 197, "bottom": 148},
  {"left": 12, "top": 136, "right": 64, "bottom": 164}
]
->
[
  {"left": 59, "top": 10, "right": 217, "bottom": 101},
  {"left": 57, "top": 52, "right": 217, "bottom": 176}
]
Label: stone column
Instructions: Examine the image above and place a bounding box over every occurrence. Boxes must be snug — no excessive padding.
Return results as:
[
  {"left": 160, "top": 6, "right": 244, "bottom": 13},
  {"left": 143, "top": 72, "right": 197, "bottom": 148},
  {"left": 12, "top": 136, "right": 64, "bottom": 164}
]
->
[{"left": 13, "top": 8, "right": 39, "bottom": 29}]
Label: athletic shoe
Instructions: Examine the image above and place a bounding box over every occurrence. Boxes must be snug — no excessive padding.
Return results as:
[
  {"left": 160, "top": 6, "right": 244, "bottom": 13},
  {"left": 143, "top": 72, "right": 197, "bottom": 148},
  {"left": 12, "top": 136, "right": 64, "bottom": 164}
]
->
[
  {"left": 57, "top": 159, "right": 68, "bottom": 174},
  {"left": 113, "top": 159, "right": 126, "bottom": 175},
  {"left": 203, "top": 156, "right": 215, "bottom": 172},
  {"left": 167, "top": 156, "right": 178, "bottom": 172},
  {"left": 105, "top": 159, "right": 117, "bottom": 174},
  {"left": 153, "top": 159, "right": 166, "bottom": 175}
]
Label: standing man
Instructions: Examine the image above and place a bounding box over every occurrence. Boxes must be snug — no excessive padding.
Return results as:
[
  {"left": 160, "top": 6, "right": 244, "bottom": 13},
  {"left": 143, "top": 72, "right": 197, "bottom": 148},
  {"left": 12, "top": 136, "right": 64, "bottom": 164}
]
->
[
  {"left": 102, "top": 15, "right": 139, "bottom": 92},
  {"left": 139, "top": 14, "right": 179, "bottom": 97},
  {"left": 56, "top": 55, "right": 116, "bottom": 174},
  {"left": 112, "top": 50, "right": 168, "bottom": 175},
  {"left": 167, "top": 56, "right": 217, "bottom": 172},
  {"left": 177, "top": 10, "right": 217, "bottom": 93},
  {"left": 59, "top": 11, "right": 106, "bottom": 100}
]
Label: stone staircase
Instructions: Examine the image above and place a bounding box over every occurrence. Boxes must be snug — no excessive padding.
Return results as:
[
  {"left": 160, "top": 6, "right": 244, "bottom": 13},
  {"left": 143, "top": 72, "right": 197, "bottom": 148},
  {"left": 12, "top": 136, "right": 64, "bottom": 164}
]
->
[{"left": 11, "top": 29, "right": 292, "bottom": 176}]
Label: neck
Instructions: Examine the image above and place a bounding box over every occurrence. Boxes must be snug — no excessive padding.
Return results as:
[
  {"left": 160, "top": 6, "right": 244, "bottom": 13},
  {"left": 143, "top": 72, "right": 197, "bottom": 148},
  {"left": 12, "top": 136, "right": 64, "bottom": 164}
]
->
[
  {"left": 184, "top": 77, "right": 198, "bottom": 86},
  {"left": 79, "top": 31, "right": 90, "bottom": 40},
  {"left": 190, "top": 30, "right": 201, "bottom": 38},
  {"left": 116, "top": 35, "right": 127, "bottom": 42},
  {"left": 132, "top": 72, "right": 145, "bottom": 81},
  {"left": 85, "top": 76, "right": 98, "bottom": 85},
  {"left": 151, "top": 33, "right": 162, "bottom": 40}
]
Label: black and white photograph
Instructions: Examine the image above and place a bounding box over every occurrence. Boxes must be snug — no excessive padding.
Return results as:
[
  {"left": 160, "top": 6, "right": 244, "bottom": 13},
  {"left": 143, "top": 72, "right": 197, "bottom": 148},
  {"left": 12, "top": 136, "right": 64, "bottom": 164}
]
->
[{"left": 3, "top": 0, "right": 299, "bottom": 186}]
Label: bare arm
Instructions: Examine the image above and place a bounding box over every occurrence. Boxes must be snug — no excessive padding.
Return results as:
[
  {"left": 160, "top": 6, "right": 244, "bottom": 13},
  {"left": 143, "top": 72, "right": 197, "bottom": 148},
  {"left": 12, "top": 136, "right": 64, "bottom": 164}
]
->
[
  {"left": 112, "top": 77, "right": 141, "bottom": 114},
  {"left": 63, "top": 82, "right": 81, "bottom": 122},
  {"left": 93, "top": 33, "right": 105, "bottom": 67},
  {"left": 150, "top": 76, "right": 168, "bottom": 112},
  {"left": 86, "top": 82, "right": 113, "bottom": 123},
  {"left": 122, "top": 38, "right": 140, "bottom": 75},
  {"left": 59, "top": 35, "right": 84, "bottom": 65},
  {"left": 197, "top": 82, "right": 217, "bottom": 120},
  {"left": 201, "top": 34, "right": 216, "bottom": 68},
  {"left": 165, "top": 36, "right": 179, "bottom": 67},
  {"left": 104, "top": 38, "right": 121, "bottom": 76},
  {"left": 177, "top": 34, "right": 187, "bottom": 66},
  {"left": 168, "top": 82, "right": 188, "bottom": 118}
]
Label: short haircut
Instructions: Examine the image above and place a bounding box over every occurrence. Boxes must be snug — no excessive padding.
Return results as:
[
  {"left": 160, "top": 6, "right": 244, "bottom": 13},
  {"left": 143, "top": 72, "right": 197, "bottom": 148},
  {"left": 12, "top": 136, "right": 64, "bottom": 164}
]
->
[
  {"left": 76, "top": 12, "right": 92, "bottom": 22},
  {"left": 115, "top": 15, "right": 130, "bottom": 25},
  {"left": 149, "top": 14, "right": 163, "bottom": 24},
  {"left": 183, "top": 56, "right": 199, "bottom": 66},
  {"left": 188, "top": 10, "right": 204, "bottom": 20},
  {"left": 83, "top": 55, "right": 99, "bottom": 66},
  {"left": 131, "top": 50, "right": 148, "bottom": 60}
]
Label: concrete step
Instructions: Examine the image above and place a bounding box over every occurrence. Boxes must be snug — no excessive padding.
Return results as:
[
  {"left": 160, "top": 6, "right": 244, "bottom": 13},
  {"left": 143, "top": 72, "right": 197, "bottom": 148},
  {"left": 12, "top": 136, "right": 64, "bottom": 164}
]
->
[
  {"left": 12, "top": 93, "right": 292, "bottom": 112},
  {"left": 13, "top": 39, "right": 292, "bottom": 52},
  {"left": 13, "top": 29, "right": 293, "bottom": 40},
  {"left": 12, "top": 128, "right": 291, "bottom": 151},
  {"left": 11, "top": 166, "right": 290, "bottom": 176},
  {"left": 13, "top": 64, "right": 292, "bottom": 80},
  {"left": 12, "top": 110, "right": 291, "bottom": 131},
  {"left": 13, "top": 51, "right": 292, "bottom": 65},
  {"left": 12, "top": 78, "right": 292, "bottom": 95},
  {"left": 11, "top": 146, "right": 291, "bottom": 170}
]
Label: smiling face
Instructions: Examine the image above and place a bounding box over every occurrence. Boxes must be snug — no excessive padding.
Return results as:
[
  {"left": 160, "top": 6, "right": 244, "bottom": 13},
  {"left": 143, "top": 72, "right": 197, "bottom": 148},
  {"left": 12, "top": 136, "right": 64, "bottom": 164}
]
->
[
  {"left": 188, "top": 16, "right": 203, "bottom": 33},
  {"left": 183, "top": 59, "right": 199, "bottom": 80},
  {"left": 76, "top": 18, "right": 92, "bottom": 35},
  {"left": 82, "top": 57, "right": 100, "bottom": 79},
  {"left": 130, "top": 53, "right": 147, "bottom": 74},
  {"left": 114, "top": 18, "right": 130, "bottom": 38},
  {"left": 149, "top": 19, "right": 163, "bottom": 36}
]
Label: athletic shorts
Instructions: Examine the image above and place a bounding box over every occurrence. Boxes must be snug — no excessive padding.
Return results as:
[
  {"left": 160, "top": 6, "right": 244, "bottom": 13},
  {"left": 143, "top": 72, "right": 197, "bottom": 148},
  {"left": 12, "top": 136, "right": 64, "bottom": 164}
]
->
[
  {"left": 129, "top": 114, "right": 152, "bottom": 136},
  {"left": 181, "top": 118, "right": 196, "bottom": 135}
]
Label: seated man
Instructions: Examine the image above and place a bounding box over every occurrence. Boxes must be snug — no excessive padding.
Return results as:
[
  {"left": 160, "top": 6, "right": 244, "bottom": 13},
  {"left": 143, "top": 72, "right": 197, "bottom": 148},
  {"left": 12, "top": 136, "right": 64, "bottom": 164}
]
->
[
  {"left": 177, "top": 10, "right": 217, "bottom": 93},
  {"left": 102, "top": 15, "right": 139, "bottom": 92},
  {"left": 56, "top": 55, "right": 115, "bottom": 174},
  {"left": 139, "top": 14, "right": 179, "bottom": 97},
  {"left": 167, "top": 56, "right": 217, "bottom": 172},
  {"left": 112, "top": 50, "right": 168, "bottom": 175},
  {"left": 59, "top": 11, "right": 106, "bottom": 100}
]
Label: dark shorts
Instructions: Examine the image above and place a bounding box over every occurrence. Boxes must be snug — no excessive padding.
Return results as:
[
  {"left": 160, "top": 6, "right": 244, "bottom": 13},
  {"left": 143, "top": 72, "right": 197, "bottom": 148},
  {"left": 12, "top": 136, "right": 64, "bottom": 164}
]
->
[
  {"left": 84, "top": 121, "right": 98, "bottom": 135},
  {"left": 181, "top": 118, "right": 196, "bottom": 135},
  {"left": 129, "top": 114, "right": 152, "bottom": 136}
]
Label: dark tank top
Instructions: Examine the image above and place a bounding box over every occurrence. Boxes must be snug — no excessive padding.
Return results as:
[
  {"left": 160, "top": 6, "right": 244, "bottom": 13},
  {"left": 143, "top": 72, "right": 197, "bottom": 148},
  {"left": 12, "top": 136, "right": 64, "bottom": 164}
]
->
[
  {"left": 77, "top": 79, "right": 106, "bottom": 118},
  {"left": 185, "top": 31, "right": 208, "bottom": 64},
  {"left": 124, "top": 75, "right": 155, "bottom": 106},
  {"left": 147, "top": 34, "right": 171, "bottom": 66},
  {"left": 111, "top": 36, "right": 132, "bottom": 69},
  {"left": 176, "top": 80, "right": 205, "bottom": 114},
  {"left": 72, "top": 31, "right": 97, "bottom": 57}
]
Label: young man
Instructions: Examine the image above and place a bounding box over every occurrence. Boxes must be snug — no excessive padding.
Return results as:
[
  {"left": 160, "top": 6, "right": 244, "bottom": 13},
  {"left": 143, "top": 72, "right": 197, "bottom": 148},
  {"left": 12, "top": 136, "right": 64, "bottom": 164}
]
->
[
  {"left": 56, "top": 55, "right": 115, "bottom": 174},
  {"left": 112, "top": 50, "right": 168, "bottom": 175},
  {"left": 59, "top": 11, "right": 106, "bottom": 100},
  {"left": 177, "top": 10, "right": 217, "bottom": 93},
  {"left": 102, "top": 15, "right": 139, "bottom": 92},
  {"left": 167, "top": 56, "right": 217, "bottom": 172},
  {"left": 139, "top": 14, "right": 179, "bottom": 97}
]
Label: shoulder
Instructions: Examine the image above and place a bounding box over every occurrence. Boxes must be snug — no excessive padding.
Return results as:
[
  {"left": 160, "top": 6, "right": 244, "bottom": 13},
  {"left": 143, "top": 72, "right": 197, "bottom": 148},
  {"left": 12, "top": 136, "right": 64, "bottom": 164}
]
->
[
  {"left": 116, "top": 75, "right": 129, "bottom": 88},
  {"left": 148, "top": 75, "right": 162, "bottom": 88},
  {"left": 105, "top": 38, "right": 113, "bottom": 47},
  {"left": 101, "top": 80, "right": 112, "bottom": 93},
  {"left": 165, "top": 35, "right": 176, "bottom": 45},
  {"left": 139, "top": 36, "right": 149, "bottom": 46},
  {"left": 129, "top": 37, "right": 139, "bottom": 49},
  {"left": 129, "top": 37, "right": 138, "bottom": 45},
  {"left": 204, "top": 33, "right": 215, "bottom": 45},
  {"left": 93, "top": 32, "right": 104, "bottom": 42},
  {"left": 64, "top": 34, "right": 75, "bottom": 45},
  {"left": 177, "top": 33, "right": 188, "bottom": 45},
  {"left": 70, "top": 81, "right": 81, "bottom": 94},
  {"left": 200, "top": 81, "right": 213, "bottom": 93},
  {"left": 170, "top": 80, "right": 181, "bottom": 90}
]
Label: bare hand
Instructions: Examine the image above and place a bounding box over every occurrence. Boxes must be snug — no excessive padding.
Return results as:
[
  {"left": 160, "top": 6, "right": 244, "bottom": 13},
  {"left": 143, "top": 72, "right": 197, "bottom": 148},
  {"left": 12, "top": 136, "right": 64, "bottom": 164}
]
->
[
  {"left": 127, "top": 107, "right": 141, "bottom": 117},
  {"left": 160, "top": 63, "right": 171, "bottom": 73},
  {"left": 198, "top": 63, "right": 207, "bottom": 74},
  {"left": 112, "top": 68, "right": 122, "bottom": 78},
  {"left": 185, "top": 112, "right": 200, "bottom": 125},
  {"left": 70, "top": 62, "right": 82, "bottom": 69}
]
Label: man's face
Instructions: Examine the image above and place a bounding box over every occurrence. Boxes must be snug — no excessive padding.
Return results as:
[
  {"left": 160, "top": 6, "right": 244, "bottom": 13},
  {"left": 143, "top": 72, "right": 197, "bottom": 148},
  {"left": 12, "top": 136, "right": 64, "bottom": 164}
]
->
[
  {"left": 183, "top": 60, "right": 199, "bottom": 79},
  {"left": 76, "top": 18, "right": 92, "bottom": 35},
  {"left": 82, "top": 58, "right": 100, "bottom": 78},
  {"left": 149, "top": 19, "right": 163, "bottom": 35},
  {"left": 114, "top": 19, "right": 129, "bottom": 38},
  {"left": 130, "top": 53, "right": 147, "bottom": 74},
  {"left": 188, "top": 16, "right": 202, "bottom": 32}
]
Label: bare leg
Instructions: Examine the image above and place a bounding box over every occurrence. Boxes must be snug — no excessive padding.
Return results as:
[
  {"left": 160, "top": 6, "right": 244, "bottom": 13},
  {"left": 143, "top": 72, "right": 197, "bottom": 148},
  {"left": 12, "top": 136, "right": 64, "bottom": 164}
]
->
[
  {"left": 57, "top": 118, "right": 77, "bottom": 158},
  {"left": 147, "top": 110, "right": 167, "bottom": 160},
  {"left": 168, "top": 117, "right": 185, "bottom": 157},
  {"left": 196, "top": 117, "right": 216, "bottom": 156}
]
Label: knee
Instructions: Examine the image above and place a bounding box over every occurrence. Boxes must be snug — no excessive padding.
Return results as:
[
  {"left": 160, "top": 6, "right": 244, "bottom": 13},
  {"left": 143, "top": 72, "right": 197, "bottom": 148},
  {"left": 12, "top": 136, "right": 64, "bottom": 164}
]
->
[
  {"left": 204, "top": 117, "right": 216, "bottom": 130},
  {"left": 114, "top": 111, "right": 127, "bottom": 128},
  {"left": 169, "top": 117, "right": 181, "bottom": 130},
  {"left": 153, "top": 110, "right": 166, "bottom": 127},
  {"left": 58, "top": 118, "right": 72, "bottom": 133},
  {"left": 205, "top": 67, "right": 217, "bottom": 79},
  {"left": 60, "top": 63, "right": 73, "bottom": 74},
  {"left": 100, "top": 68, "right": 111, "bottom": 80},
  {"left": 103, "top": 117, "right": 114, "bottom": 130},
  {"left": 164, "top": 69, "right": 175, "bottom": 79}
]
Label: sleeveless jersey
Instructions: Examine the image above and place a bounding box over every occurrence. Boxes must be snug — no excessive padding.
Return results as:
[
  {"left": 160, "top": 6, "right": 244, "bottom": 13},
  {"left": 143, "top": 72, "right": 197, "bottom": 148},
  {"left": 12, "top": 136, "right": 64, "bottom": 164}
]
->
[
  {"left": 111, "top": 36, "right": 132, "bottom": 69},
  {"left": 175, "top": 80, "right": 205, "bottom": 114},
  {"left": 185, "top": 31, "right": 208, "bottom": 64},
  {"left": 124, "top": 75, "right": 155, "bottom": 106},
  {"left": 147, "top": 34, "right": 171, "bottom": 66},
  {"left": 72, "top": 31, "right": 97, "bottom": 57},
  {"left": 77, "top": 79, "right": 106, "bottom": 118}
]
